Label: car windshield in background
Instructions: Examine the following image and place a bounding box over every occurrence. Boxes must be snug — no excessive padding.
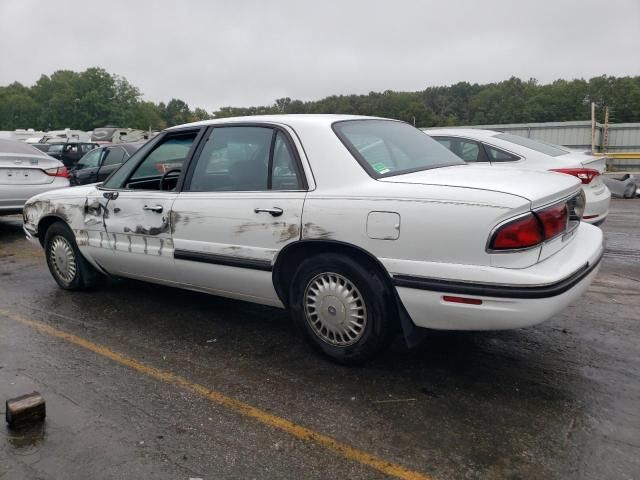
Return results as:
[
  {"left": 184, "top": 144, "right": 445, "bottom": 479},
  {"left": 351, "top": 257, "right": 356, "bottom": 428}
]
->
[
  {"left": 494, "top": 133, "right": 569, "bottom": 157},
  {"left": 333, "top": 120, "right": 463, "bottom": 177}
]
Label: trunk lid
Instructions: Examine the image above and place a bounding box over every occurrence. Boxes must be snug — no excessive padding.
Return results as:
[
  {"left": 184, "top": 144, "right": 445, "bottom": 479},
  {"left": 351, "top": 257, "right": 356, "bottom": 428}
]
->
[
  {"left": 378, "top": 164, "right": 580, "bottom": 208},
  {"left": 556, "top": 150, "right": 607, "bottom": 173},
  {"left": 0, "top": 153, "right": 63, "bottom": 185}
]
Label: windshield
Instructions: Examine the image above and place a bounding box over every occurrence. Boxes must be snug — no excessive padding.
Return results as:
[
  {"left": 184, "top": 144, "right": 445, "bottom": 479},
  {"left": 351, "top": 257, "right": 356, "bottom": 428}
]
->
[
  {"left": 494, "top": 133, "right": 569, "bottom": 157},
  {"left": 333, "top": 120, "right": 463, "bottom": 177}
]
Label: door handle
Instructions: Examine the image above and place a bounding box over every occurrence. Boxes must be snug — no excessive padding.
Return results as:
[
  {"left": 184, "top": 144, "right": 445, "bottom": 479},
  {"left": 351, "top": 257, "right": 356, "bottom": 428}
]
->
[
  {"left": 143, "top": 205, "right": 164, "bottom": 213},
  {"left": 254, "top": 207, "right": 283, "bottom": 217}
]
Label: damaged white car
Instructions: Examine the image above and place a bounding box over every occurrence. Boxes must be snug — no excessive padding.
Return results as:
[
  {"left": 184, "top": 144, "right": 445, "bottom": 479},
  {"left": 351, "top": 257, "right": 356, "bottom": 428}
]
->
[{"left": 23, "top": 115, "right": 604, "bottom": 363}]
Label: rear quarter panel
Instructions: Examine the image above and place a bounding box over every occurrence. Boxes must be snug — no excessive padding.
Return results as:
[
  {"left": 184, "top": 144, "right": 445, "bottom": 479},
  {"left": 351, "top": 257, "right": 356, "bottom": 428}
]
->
[{"left": 301, "top": 180, "right": 534, "bottom": 277}]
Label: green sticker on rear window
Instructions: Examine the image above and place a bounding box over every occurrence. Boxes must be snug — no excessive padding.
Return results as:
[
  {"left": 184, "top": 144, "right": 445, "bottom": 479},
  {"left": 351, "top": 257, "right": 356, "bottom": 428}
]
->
[{"left": 372, "top": 162, "right": 390, "bottom": 174}]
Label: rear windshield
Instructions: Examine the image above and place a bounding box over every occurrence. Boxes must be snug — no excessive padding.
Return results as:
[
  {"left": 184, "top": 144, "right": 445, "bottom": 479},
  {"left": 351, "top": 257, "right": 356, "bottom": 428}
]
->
[
  {"left": 0, "top": 139, "right": 48, "bottom": 157},
  {"left": 494, "top": 133, "right": 569, "bottom": 157},
  {"left": 333, "top": 120, "right": 463, "bottom": 178}
]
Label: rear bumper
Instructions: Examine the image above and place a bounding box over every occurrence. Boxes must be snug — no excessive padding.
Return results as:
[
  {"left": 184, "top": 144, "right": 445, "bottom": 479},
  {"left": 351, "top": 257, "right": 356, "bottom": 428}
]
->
[
  {"left": 392, "top": 223, "right": 604, "bottom": 330},
  {"left": 0, "top": 179, "right": 69, "bottom": 213},
  {"left": 582, "top": 183, "right": 611, "bottom": 224}
]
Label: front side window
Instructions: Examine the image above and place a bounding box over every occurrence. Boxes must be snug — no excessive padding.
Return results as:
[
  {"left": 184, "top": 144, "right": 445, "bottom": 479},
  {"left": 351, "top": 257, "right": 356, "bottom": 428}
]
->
[
  {"left": 333, "top": 120, "right": 463, "bottom": 178},
  {"left": 76, "top": 149, "right": 102, "bottom": 170},
  {"left": 187, "top": 127, "right": 303, "bottom": 192},
  {"left": 130, "top": 132, "right": 197, "bottom": 181},
  {"left": 102, "top": 131, "right": 198, "bottom": 190}
]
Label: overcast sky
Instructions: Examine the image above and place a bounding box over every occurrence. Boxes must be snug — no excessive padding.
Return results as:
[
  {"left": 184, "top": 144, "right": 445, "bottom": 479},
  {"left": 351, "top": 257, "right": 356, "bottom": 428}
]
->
[{"left": 1, "top": 0, "right": 639, "bottom": 112}]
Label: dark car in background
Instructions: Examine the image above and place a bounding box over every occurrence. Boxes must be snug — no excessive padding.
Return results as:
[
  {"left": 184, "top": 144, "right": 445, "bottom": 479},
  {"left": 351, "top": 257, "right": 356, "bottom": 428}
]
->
[
  {"left": 69, "top": 143, "right": 143, "bottom": 185},
  {"left": 46, "top": 142, "right": 99, "bottom": 168}
]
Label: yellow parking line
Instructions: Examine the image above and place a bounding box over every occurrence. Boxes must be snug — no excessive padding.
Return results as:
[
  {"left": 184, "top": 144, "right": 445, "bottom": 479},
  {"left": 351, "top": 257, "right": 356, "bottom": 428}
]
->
[{"left": 0, "top": 310, "right": 432, "bottom": 480}]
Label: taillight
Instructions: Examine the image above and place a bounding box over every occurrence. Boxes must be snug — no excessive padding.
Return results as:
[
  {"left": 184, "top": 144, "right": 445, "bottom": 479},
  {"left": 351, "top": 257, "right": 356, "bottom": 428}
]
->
[
  {"left": 550, "top": 168, "right": 599, "bottom": 185},
  {"left": 489, "top": 201, "right": 571, "bottom": 251},
  {"left": 489, "top": 213, "right": 543, "bottom": 250},
  {"left": 536, "top": 203, "right": 568, "bottom": 240},
  {"left": 44, "top": 166, "right": 68, "bottom": 178}
]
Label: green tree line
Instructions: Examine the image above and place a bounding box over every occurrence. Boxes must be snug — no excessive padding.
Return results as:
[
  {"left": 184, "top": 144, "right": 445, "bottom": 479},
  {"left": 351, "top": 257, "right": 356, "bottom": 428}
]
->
[{"left": 1, "top": 68, "right": 639, "bottom": 131}]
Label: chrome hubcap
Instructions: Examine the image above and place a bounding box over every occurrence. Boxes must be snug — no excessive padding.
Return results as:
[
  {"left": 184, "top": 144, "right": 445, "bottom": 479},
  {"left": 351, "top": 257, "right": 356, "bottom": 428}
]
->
[
  {"left": 304, "top": 272, "right": 367, "bottom": 347},
  {"left": 49, "top": 236, "right": 77, "bottom": 283}
]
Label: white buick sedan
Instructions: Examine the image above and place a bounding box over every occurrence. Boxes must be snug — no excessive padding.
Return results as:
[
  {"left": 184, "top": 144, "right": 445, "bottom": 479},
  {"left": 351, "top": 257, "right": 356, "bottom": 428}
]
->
[{"left": 23, "top": 115, "right": 604, "bottom": 363}]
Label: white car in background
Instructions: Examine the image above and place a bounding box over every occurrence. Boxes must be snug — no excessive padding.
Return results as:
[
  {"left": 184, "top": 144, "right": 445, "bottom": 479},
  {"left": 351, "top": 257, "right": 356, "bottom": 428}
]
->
[
  {"left": 23, "top": 116, "right": 603, "bottom": 363},
  {"left": 423, "top": 129, "right": 611, "bottom": 225}
]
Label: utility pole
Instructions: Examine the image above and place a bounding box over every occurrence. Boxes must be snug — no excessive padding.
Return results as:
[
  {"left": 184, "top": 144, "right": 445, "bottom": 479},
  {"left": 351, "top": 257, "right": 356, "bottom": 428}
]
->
[
  {"left": 591, "top": 102, "right": 596, "bottom": 154},
  {"left": 603, "top": 107, "right": 610, "bottom": 153}
]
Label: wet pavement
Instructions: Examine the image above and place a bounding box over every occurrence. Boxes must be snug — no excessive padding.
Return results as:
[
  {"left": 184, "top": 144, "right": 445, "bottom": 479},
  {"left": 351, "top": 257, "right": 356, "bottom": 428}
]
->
[{"left": 1, "top": 199, "right": 639, "bottom": 480}]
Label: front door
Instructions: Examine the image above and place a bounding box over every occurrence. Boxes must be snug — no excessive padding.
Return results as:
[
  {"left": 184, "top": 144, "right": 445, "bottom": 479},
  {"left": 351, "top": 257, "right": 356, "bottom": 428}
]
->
[
  {"left": 171, "top": 125, "right": 307, "bottom": 305},
  {"left": 96, "top": 129, "right": 201, "bottom": 282},
  {"left": 72, "top": 148, "right": 103, "bottom": 185},
  {"left": 101, "top": 191, "right": 177, "bottom": 280}
]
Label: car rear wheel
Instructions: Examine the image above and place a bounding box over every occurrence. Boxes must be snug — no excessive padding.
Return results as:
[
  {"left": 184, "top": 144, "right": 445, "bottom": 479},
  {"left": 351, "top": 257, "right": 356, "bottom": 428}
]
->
[
  {"left": 290, "top": 254, "right": 396, "bottom": 365},
  {"left": 44, "top": 222, "right": 103, "bottom": 290}
]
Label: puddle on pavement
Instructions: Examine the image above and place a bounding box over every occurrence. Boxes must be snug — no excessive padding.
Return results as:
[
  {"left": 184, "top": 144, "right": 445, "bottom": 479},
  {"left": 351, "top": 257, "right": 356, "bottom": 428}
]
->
[{"left": 2, "top": 422, "right": 46, "bottom": 456}]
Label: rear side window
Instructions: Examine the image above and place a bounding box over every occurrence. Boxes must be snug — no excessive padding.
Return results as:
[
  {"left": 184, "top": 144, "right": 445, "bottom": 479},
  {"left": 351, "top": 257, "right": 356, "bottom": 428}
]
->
[
  {"left": 102, "top": 147, "right": 127, "bottom": 166},
  {"left": 484, "top": 145, "right": 520, "bottom": 162},
  {"left": 187, "top": 127, "right": 303, "bottom": 192},
  {"left": 333, "top": 120, "right": 462, "bottom": 178},
  {"left": 434, "top": 137, "right": 488, "bottom": 162}
]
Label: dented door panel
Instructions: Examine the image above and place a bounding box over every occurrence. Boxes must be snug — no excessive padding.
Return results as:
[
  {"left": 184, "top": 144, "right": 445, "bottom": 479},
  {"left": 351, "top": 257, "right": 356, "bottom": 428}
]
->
[
  {"left": 101, "top": 191, "right": 177, "bottom": 279},
  {"left": 171, "top": 191, "right": 305, "bottom": 305}
]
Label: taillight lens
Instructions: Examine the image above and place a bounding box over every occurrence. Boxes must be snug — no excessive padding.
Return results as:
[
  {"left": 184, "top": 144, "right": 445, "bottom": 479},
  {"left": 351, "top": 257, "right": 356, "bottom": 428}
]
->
[
  {"left": 550, "top": 168, "right": 599, "bottom": 185},
  {"left": 44, "top": 166, "right": 69, "bottom": 178},
  {"left": 489, "top": 213, "right": 543, "bottom": 250},
  {"left": 536, "top": 203, "right": 568, "bottom": 240},
  {"left": 490, "top": 201, "right": 571, "bottom": 251}
]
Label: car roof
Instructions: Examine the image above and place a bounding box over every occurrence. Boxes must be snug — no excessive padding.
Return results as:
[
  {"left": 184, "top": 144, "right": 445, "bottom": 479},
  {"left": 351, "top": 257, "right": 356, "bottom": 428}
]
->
[{"left": 166, "top": 114, "right": 391, "bottom": 131}]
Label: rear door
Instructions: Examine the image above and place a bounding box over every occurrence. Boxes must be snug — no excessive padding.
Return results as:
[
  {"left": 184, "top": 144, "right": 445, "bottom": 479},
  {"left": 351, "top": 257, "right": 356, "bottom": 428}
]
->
[{"left": 171, "top": 125, "right": 307, "bottom": 305}]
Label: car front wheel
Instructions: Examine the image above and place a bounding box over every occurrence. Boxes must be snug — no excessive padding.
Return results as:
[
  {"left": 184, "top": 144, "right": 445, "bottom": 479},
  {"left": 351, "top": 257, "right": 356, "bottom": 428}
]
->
[
  {"left": 290, "top": 254, "right": 396, "bottom": 364},
  {"left": 44, "top": 222, "right": 103, "bottom": 290}
]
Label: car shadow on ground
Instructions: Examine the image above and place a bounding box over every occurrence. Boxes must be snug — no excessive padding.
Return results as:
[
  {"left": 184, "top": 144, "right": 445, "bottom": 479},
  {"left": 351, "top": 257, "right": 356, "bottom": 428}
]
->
[{"left": 44, "top": 273, "right": 579, "bottom": 404}]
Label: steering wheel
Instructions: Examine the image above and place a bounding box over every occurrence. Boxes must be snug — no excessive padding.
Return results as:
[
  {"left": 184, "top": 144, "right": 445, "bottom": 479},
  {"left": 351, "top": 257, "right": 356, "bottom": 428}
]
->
[{"left": 159, "top": 168, "right": 182, "bottom": 191}]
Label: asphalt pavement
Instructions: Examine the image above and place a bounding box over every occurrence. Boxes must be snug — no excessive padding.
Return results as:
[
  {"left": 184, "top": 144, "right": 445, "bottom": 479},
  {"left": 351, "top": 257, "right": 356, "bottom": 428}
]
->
[{"left": 1, "top": 199, "right": 639, "bottom": 480}]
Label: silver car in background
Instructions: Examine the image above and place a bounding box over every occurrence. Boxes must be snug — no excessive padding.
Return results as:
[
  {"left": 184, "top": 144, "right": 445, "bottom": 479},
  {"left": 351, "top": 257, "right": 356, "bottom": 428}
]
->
[{"left": 0, "top": 139, "right": 70, "bottom": 215}]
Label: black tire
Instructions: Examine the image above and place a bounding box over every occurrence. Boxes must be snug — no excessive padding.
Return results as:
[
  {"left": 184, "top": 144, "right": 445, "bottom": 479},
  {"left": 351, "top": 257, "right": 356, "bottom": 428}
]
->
[
  {"left": 289, "top": 254, "right": 397, "bottom": 365},
  {"left": 44, "top": 222, "right": 103, "bottom": 290}
]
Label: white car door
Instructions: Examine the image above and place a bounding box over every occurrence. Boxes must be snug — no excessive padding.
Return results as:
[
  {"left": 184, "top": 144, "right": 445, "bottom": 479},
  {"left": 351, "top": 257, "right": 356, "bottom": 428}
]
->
[
  {"left": 97, "top": 129, "right": 202, "bottom": 282},
  {"left": 171, "top": 125, "right": 307, "bottom": 306}
]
